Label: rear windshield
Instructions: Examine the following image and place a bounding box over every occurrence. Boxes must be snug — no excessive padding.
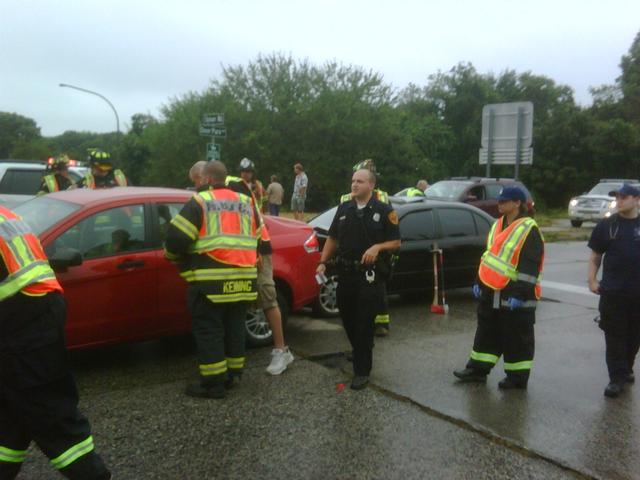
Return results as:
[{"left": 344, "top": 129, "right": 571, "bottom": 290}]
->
[
  {"left": 13, "top": 197, "right": 81, "bottom": 235},
  {"left": 425, "top": 181, "right": 470, "bottom": 200}
]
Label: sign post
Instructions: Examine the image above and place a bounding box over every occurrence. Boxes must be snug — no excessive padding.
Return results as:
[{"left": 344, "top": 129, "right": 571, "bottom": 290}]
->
[{"left": 199, "top": 113, "right": 226, "bottom": 161}]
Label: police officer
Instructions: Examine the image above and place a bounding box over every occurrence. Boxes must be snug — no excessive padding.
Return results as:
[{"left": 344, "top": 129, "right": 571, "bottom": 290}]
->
[
  {"left": 165, "top": 161, "right": 260, "bottom": 399},
  {"left": 0, "top": 206, "right": 110, "bottom": 479},
  {"left": 318, "top": 168, "right": 401, "bottom": 390},
  {"left": 588, "top": 183, "right": 640, "bottom": 398},
  {"left": 339, "top": 159, "right": 392, "bottom": 337},
  {"left": 453, "top": 187, "right": 544, "bottom": 390},
  {"left": 79, "top": 149, "right": 128, "bottom": 189},
  {"left": 38, "top": 154, "right": 74, "bottom": 195}
]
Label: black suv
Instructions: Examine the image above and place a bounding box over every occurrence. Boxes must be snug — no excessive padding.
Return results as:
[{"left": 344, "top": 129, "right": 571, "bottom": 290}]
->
[{"left": 421, "top": 177, "right": 534, "bottom": 218}]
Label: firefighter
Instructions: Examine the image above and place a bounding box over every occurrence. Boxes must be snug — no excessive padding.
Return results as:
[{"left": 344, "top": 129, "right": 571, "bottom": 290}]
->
[
  {"left": 239, "top": 157, "right": 266, "bottom": 213},
  {"left": 318, "top": 168, "right": 401, "bottom": 390},
  {"left": 339, "top": 159, "right": 392, "bottom": 336},
  {"left": 453, "top": 186, "right": 544, "bottom": 389},
  {"left": 406, "top": 179, "right": 428, "bottom": 197},
  {"left": 37, "top": 154, "right": 74, "bottom": 195},
  {"left": 164, "top": 160, "right": 260, "bottom": 399},
  {"left": 0, "top": 206, "right": 110, "bottom": 480},
  {"left": 79, "top": 149, "right": 128, "bottom": 189}
]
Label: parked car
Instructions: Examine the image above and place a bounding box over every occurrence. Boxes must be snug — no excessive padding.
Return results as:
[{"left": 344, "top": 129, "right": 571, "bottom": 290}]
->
[
  {"left": 13, "top": 187, "right": 320, "bottom": 348},
  {"left": 308, "top": 197, "right": 494, "bottom": 316},
  {"left": 568, "top": 178, "right": 640, "bottom": 227},
  {"left": 401, "top": 177, "right": 534, "bottom": 218},
  {"left": 0, "top": 159, "right": 87, "bottom": 208}
]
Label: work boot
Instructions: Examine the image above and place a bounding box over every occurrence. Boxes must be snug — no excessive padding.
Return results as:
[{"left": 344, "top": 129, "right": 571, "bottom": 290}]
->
[
  {"left": 374, "top": 325, "right": 389, "bottom": 337},
  {"left": 453, "top": 368, "right": 488, "bottom": 383},
  {"left": 185, "top": 382, "right": 226, "bottom": 399},
  {"left": 350, "top": 375, "right": 369, "bottom": 390},
  {"left": 604, "top": 381, "right": 624, "bottom": 398},
  {"left": 498, "top": 376, "right": 527, "bottom": 390},
  {"left": 225, "top": 374, "right": 242, "bottom": 390}
]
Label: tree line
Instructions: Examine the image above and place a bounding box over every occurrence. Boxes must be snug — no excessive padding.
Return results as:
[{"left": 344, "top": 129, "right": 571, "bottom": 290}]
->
[{"left": 2, "top": 31, "right": 639, "bottom": 210}]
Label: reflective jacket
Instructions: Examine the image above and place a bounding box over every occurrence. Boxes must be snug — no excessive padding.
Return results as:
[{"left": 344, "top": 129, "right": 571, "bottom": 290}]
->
[
  {"left": 165, "top": 187, "right": 259, "bottom": 303},
  {"left": 406, "top": 188, "right": 425, "bottom": 197},
  {"left": 43, "top": 174, "right": 60, "bottom": 193},
  {"left": 83, "top": 169, "right": 128, "bottom": 189},
  {"left": 340, "top": 189, "right": 390, "bottom": 204},
  {"left": 0, "top": 207, "right": 62, "bottom": 302},
  {"left": 478, "top": 216, "right": 543, "bottom": 300}
]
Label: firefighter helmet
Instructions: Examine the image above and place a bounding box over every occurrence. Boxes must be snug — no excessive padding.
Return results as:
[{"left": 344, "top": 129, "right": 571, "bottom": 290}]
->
[
  {"left": 239, "top": 157, "right": 255, "bottom": 171},
  {"left": 87, "top": 149, "right": 113, "bottom": 170},
  {"left": 353, "top": 159, "right": 377, "bottom": 174}
]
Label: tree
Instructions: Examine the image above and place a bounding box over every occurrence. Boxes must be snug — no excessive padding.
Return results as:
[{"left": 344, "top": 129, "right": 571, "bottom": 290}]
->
[
  {"left": 619, "top": 30, "right": 640, "bottom": 123},
  {"left": 0, "top": 112, "right": 41, "bottom": 158}
]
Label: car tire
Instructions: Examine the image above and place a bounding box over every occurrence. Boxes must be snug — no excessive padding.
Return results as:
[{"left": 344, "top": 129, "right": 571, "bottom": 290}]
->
[
  {"left": 312, "top": 274, "right": 340, "bottom": 318},
  {"left": 570, "top": 220, "right": 583, "bottom": 228},
  {"left": 245, "top": 290, "right": 289, "bottom": 348}
]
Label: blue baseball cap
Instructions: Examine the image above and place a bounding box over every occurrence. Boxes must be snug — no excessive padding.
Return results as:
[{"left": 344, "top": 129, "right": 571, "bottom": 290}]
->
[
  {"left": 497, "top": 186, "right": 527, "bottom": 203},
  {"left": 608, "top": 183, "right": 640, "bottom": 197}
]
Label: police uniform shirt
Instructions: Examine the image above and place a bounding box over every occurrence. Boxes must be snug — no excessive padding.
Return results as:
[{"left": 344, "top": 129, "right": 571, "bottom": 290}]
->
[
  {"left": 589, "top": 215, "right": 640, "bottom": 296},
  {"left": 328, "top": 195, "right": 400, "bottom": 262}
]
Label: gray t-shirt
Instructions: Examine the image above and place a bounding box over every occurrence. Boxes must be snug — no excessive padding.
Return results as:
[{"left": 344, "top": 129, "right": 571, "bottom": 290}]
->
[
  {"left": 266, "top": 182, "right": 284, "bottom": 205},
  {"left": 293, "top": 172, "right": 308, "bottom": 198}
]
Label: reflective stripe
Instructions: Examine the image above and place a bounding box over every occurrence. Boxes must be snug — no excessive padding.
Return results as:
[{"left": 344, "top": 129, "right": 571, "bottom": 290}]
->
[
  {"left": 375, "top": 314, "right": 390, "bottom": 325},
  {"left": 179, "top": 267, "right": 257, "bottom": 282},
  {"left": 206, "top": 292, "right": 257, "bottom": 302},
  {"left": 50, "top": 436, "right": 94, "bottom": 470},
  {"left": 517, "top": 272, "right": 538, "bottom": 284},
  {"left": 500, "top": 300, "right": 538, "bottom": 309},
  {"left": 504, "top": 360, "right": 533, "bottom": 371},
  {"left": 190, "top": 235, "right": 258, "bottom": 253},
  {"left": 226, "top": 356, "right": 245, "bottom": 370},
  {"left": 44, "top": 174, "right": 59, "bottom": 193},
  {"left": 83, "top": 173, "right": 95, "bottom": 189},
  {"left": 0, "top": 218, "right": 31, "bottom": 242},
  {"left": 113, "top": 169, "right": 127, "bottom": 186},
  {"left": 0, "top": 446, "right": 27, "bottom": 463},
  {"left": 340, "top": 193, "right": 352, "bottom": 203},
  {"left": 199, "top": 360, "right": 227, "bottom": 376},
  {"left": 492, "top": 290, "right": 500, "bottom": 309},
  {"left": 0, "top": 262, "right": 57, "bottom": 301},
  {"left": 470, "top": 350, "right": 499, "bottom": 364},
  {"left": 171, "top": 214, "right": 199, "bottom": 240}
]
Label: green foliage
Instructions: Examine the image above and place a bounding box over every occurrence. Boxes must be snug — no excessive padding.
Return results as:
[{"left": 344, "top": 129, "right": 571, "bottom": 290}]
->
[{"left": 0, "top": 112, "right": 41, "bottom": 158}]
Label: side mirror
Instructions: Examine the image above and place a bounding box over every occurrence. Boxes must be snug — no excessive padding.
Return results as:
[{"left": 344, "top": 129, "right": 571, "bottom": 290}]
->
[{"left": 49, "top": 248, "right": 83, "bottom": 270}]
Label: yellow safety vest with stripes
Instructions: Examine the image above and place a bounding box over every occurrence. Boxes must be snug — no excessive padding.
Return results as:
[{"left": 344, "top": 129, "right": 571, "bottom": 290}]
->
[
  {"left": 83, "top": 169, "right": 127, "bottom": 189},
  {"left": 340, "top": 189, "right": 390, "bottom": 204}
]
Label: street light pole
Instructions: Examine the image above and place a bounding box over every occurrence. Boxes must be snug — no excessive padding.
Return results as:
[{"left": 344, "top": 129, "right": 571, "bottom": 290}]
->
[{"left": 59, "top": 83, "right": 120, "bottom": 135}]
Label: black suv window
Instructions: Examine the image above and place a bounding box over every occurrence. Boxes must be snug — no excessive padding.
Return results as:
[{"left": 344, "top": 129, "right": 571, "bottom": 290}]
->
[
  {"left": 439, "top": 208, "right": 477, "bottom": 237},
  {"left": 399, "top": 209, "right": 435, "bottom": 240},
  {"left": 468, "top": 185, "right": 485, "bottom": 200},
  {"left": 0, "top": 168, "right": 43, "bottom": 194}
]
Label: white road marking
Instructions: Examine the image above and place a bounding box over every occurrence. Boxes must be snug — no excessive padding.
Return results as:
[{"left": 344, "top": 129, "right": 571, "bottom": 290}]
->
[{"left": 541, "top": 280, "right": 593, "bottom": 296}]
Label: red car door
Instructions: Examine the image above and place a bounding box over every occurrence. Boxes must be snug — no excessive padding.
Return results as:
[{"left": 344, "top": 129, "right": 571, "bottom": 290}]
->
[{"left": 46, "top": 203, "right": 158, "bottom": 348}]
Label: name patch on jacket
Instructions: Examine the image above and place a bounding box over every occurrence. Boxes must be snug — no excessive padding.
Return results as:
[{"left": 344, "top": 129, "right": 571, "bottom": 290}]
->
[
  {"left": 204, "top": 200, "right": 252, "bottom": 216},
  {"left": 223, "top": 280, "right": 254, "bottom": 293}
]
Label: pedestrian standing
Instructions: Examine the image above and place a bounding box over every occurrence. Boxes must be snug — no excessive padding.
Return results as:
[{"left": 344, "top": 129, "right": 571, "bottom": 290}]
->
[
  {"left": 266, "top": 175, "right": 284, "bottom": 216},
  {"left": 316, "top": 168, "right": 401, "bottom": 390},
  {"left": 588, "top": 183, "right": 640, "bottom": 398},
  {"left": 165, "top": 161, "right": 260, "bottom": 399},
  {"left": 0, "top": 206, "right": 110, "bottom": 480},
  {"left": 291, "top": 163, "right": 308, "bottom": 222},
  {"left": 453, "top": 187, "right": 544, "bottom": 390}
]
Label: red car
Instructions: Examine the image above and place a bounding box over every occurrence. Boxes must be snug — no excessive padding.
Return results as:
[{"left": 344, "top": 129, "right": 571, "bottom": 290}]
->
[{"left": 13, "top": 187, "right": 320, "bottom": 349}]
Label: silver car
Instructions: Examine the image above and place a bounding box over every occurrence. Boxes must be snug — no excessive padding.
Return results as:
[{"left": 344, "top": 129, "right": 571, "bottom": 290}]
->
[{"left": 568, "top": 179, "right": 640, "bottom": 227}]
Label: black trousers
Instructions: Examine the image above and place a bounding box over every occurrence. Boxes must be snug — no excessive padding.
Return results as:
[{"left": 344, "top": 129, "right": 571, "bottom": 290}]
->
[
  {"left": 336, "top": 272, "right": 384, "bottom": 376},
  {"left": 188, "top": 288, "right": 248, "bottom": 385},
  {"left": 466, "top": 301, "right": 535, "bottom": 383},
  {"left": 0, "top": 293, "right": 110, "bottom": 480},
  {"left": 598, "top": 293, "right": 640, "bottom": 382}
]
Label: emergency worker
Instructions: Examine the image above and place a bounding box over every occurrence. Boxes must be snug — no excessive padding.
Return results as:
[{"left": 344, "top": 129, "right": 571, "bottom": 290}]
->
[
  {"left": 239, "top": 158, "right": 266, "bottom": 212},
  {"left": 318, "top": 168, "right": 401, "bottom": 390},
  {"left": 164, "top": 161, "right": 259, "bottom": 399},
  {"left": 339, "top": 159, "right": 392, "bottom": 336},
  {"left": 37, "top": 154, "right": 74, "bottom": 195},
  {"left": 79, "top": 149, "right": 128, "bottom": 189},
  {"left": 406, "top": 179, "right": 428, "bottom": 197},
  {"left": 0, "top": 206, "right": 110, "bottom": 480},
  {"left": 588, "top": 183, "right": 640, "bottom": 398},
  {"left": 453, "top": 187, "right": 544, "bottom": 389}
]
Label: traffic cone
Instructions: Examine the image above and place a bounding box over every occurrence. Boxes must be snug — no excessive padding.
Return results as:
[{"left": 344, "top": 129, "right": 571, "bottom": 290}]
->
[{"left": 430, "top": 248, "right": 445, "bottom": 314}]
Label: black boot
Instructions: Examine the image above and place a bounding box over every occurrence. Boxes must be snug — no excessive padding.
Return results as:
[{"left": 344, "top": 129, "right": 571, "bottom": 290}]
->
[
  {"left": 185, "top": 382, "right": 226, "bottom": 399},
  {"left": 604, "top": 381, "right": 624, "bottom": 398},
  {"left": 498, "top": 376, "right": 527, "bottom": 390},
  {"left": 453, "top": 368, "right": 488, "bottom": 383},
  {"left": 350, "top": 376, "right": 369, "bottom": 390}
]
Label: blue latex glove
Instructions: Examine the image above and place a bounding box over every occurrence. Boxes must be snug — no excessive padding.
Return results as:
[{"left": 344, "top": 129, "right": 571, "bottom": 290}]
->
[
  {"left": 506, "top": 297, "right": 525, "bottom": 310},
  {"left": 472, "top": 284, "right": 481, "bottom": 299}
]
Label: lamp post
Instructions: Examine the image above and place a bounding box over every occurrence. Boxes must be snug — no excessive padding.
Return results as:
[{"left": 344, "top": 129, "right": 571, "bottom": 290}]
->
[{"left": 59, "top": 83, "right": 120, "bottom": 135}]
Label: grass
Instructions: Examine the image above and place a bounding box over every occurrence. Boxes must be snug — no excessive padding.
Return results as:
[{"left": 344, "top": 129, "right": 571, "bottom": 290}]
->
[{"left": 533, "top": 208, "right": 567, "bottom": 227}]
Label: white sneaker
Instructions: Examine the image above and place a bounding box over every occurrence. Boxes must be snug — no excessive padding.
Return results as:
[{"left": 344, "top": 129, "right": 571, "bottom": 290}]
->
[{"left": 266, "top": 348, "right": 294, "bottom": 375}]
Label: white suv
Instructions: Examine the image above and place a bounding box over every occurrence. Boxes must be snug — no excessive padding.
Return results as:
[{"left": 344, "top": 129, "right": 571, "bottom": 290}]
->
[
  {"left": 568, "top": 178, "right": 640, "bottom": 227},
  {"left": 0, "top": 160, "right": 87, "bottom": 208}
]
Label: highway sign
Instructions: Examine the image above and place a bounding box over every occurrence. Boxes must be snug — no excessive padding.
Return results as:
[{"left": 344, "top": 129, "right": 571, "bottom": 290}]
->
[
  {"left": 199, "top": 126, "right": 227, "bottom": 138},
  {"left": 206, "top": 143, "right": 221, "bottom": 161},
  {"left": 202, "top": 113, "right": 224, "bottom": 126},
  {"left": 479, "top": 148, "right": 533, "bottom": 165},
  {"left": 481, "top": 102, "right": 533, "bottom": 150}
]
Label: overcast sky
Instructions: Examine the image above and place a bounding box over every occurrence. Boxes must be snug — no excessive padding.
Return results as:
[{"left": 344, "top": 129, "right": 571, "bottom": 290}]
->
[{"left": 1, "top": 0, "right": 639, "bottom": 136}]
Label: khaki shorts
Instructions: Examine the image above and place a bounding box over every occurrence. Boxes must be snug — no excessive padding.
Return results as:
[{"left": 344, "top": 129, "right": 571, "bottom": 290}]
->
[{"left": 257, "top": 254, "right": 278, "bottom": 310}]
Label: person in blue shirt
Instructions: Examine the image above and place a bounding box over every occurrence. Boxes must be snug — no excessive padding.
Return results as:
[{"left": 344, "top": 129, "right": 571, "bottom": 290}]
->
[{"left": 588, "top": 183, "right": 640, "bottom": 398}]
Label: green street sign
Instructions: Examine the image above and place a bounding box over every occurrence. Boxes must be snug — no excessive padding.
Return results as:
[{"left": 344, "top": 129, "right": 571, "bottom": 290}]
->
[
  {"left": 199, "top": 126, "right": 227, "bottom": 138},
  {"left": 202, "top": 113, "right": 224, "bottom": 126},
  {"left": 206, "top": 143, "right": 221, "bottom": 161}
]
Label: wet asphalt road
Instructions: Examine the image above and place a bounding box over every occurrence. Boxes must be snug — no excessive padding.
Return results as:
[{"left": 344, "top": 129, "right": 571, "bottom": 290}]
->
[{"left": 18, "top": 241, "right": 637, "bottom": 480}]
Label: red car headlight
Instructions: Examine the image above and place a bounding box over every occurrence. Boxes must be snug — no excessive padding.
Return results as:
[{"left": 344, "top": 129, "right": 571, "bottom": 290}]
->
[{"left": 303, "top": 232, "right": 320, "bottom": 253}]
